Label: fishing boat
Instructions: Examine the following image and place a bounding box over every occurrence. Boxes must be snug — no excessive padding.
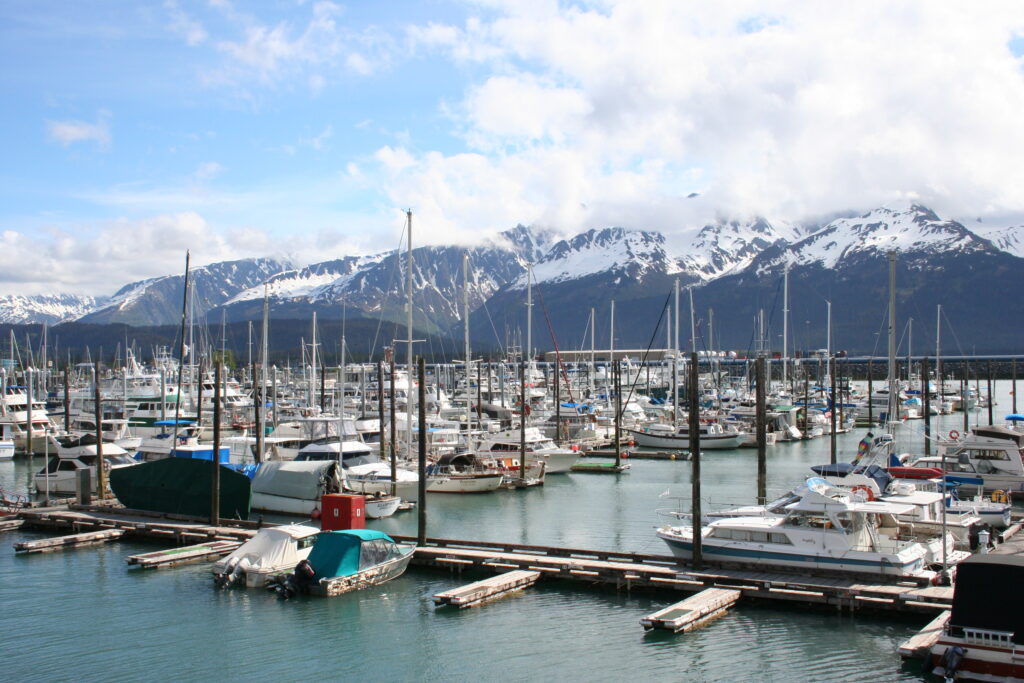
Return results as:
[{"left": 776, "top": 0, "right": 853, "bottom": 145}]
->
[
  {"left": 213, "top": 524, "right": 320, "bottom": 588},
  {"left": 629, "top": 421, "right": 746, "bottom": 450},
  {"left": 657, "top": 478, "right": 936, "bottom": 578},
  {"left": 270, "top": 529, "right": 415, "bottom": 597},
  {"left": 929, "top": 554, "right": 1024, "bottom": 682}
]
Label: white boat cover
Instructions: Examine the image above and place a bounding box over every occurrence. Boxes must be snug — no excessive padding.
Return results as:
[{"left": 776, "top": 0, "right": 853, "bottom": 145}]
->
[
  {"left": 251, "top": 461, "right": 341, "bottom": 501},
  {"left": 214, "top": 524, "right": 318, "bottom": 573}
]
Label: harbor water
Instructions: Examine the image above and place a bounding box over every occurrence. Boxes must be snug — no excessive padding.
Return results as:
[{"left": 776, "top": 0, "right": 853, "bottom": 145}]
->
[{"left": 3, "top": 381, "right": 1016, "bottom": 682}]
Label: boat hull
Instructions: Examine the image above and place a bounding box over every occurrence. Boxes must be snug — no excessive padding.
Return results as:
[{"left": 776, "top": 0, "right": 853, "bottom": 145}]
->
[
  {"left": 628, "top": 429, "right": 743, "bottom": 450},
  {"left": 427, "top": 474, "right": 503, "bottom": 493},
  {"left": 313, "top": 544, "right": 415, "bottom": 596}
]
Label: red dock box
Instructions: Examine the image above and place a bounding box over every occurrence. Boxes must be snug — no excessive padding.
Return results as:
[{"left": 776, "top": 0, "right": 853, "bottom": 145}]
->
[{"left": 319, "top": 494, "right": 365, "bottom": 530}]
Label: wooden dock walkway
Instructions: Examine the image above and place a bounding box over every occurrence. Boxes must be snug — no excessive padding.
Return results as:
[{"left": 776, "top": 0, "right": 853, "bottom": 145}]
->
[
  {"left": 14, "top": 529, "right": 124, "bottom": 553},
  {"left": 397, "top": 536, "right": 954, "bottom": 615},
  {"left": 0, "top": 518, "right": 24, "bottom": 532},
  {"left": 433, "top": 569, "right": 541, "bottom": 608},
  {"left": 126, "top": 540, "right": 242, "bottom": 569},
  {"left": 641, "top": 587, "right": 741, "bottom": 632},
  {"left": 17, "top": 505, "right": 256, "bottom": 544},
  {"left": 897, "top": 610, "right": 950, "bottom": 659}
]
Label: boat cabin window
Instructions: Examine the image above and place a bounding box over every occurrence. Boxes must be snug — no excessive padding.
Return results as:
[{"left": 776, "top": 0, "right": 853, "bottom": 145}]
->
[
  {"left": 358, "top": 539, "right": 399, "bottom": 569},
  {"left": 712, "top": 528, "right": 792, "bottom": 544},
  {"left": 296, "top": 535, "right": 317, "bottom": 550},
  {"left": 58, "top": 460, "right": 79, "bottom": 471},
  {"left": 960, "top": 448, "right": 1009, "bottom": 461},
  {"left": 785, "top": 513, "right": 834, "bottom": 529}
]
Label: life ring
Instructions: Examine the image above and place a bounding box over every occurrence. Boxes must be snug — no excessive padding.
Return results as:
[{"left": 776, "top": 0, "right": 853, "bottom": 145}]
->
[
  {"left": 949, "top": 429, "right": 961, "bottom": 440},
  {"left": 852, "top": 485, "right": 875, "bottom": 501},
  {"left": 992, "top": 490, "right": 1009, "bottom": 504}
]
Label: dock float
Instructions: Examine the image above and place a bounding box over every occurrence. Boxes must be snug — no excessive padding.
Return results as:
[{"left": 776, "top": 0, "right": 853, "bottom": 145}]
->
[
  {"left": 14, "top": 529, "right": 124, "bottom": 553},
  {"left": 400, "top": 536, "right": 954, "bottom": 615},
  {"left": 126, "top": 540, "right": 242, "bottom": 569},
  {"left": 433, "top": 569, "right": 541, "bottom": 608},
  {"left": 897, "top": 610, "right": 951, "bottom": 659},
  {"left": 584, "top": 449, "right": 689, "bottom": 460},
  {"left": 571, "top": 461, "right": 631, "bottom": 473},
  {"left": 0, "top": 518, "right": 24, "bottom": 532},
  {"left": 641, "top": 587, "right": 742, "bottom": 632}
]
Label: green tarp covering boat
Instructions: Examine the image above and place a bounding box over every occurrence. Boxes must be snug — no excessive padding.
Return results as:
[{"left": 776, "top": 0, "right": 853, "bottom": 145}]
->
[{"left": 109, "top": 458, "right": 251, "bottom": 519}]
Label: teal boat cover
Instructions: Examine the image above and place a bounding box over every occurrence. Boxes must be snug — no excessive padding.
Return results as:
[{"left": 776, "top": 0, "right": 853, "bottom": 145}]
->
[{"left": 307, "top": 529, "right": 396, "bottom": 581}]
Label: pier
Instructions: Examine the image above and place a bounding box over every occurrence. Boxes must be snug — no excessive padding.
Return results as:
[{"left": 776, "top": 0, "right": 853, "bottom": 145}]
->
[
  {"left": 640, "top": 587, "right": 741, "bottom": 632},
  {"left": 433, "top": 569, "right": 541, "bottom": 608},
  {"left": 14, "top": 528, "right": 124, "bottom": 553}
]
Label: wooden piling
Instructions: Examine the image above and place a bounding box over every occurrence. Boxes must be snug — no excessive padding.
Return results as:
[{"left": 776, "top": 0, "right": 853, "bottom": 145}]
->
[
  {"left": 211, "top": 362, "right": 221, "bottom": 526},
  {"left": 94, "top": 368, "right": 105, "bottom": 500},
  {"left": 418, "top": 357, "right": 427, "bottom": 546},
  {"left": 689, "top": 352, "right": 701, "bottom": 568},
  {"left": 756, "top": 357, "right": 766, "bottom": 504},
  {"left": 922, "top": 357, "right": 931, "bottom": 455}
]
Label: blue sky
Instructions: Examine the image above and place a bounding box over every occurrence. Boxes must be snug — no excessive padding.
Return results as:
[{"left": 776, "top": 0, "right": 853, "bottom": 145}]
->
[{"left": 3, "top": 1, "right": 1024, "bottom": 295}]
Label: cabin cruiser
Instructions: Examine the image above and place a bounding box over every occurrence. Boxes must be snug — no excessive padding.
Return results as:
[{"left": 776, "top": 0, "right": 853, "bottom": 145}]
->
[
  {"left": 474, "top": 427, "right": 579, "bottom": 474},
  {"left": 657, "top": 478, "right": 942, "bottom": 578},
  {"left": 343, "top": 462, "right": 420, "bottom": 502},
  {"left": 905, "top": 423, "right": 1024, "bottom": 497},
  {"left": 0, "top": 384, "right": 59, "bottom": 454},
  {"left": 425, "top": 453, "right": 503, "bottom": 493},
  {"left": 250, "top": 460, "right": 399, "bottom": 518},
  {"left": 35, "top": 435, "right": 137, "bottom": 495}
]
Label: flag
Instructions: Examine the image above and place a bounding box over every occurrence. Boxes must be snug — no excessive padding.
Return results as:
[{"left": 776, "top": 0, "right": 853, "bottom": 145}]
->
[{"left": 853, "top": 436, "right": 871, "bottom": 462}]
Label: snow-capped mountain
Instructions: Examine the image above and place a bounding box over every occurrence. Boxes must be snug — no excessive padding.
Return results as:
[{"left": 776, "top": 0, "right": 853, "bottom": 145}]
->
[
  {"left": 969, "top": 220, "right": 1024, "bottom": 258},
  {"left": 0, "top": 294, "right": 106, "bottom": 325},
  {"left": 676, "top": 217, "right": 800, "bottom": 280},
  {"left": 757, "top": 204, "right": 996, "bottom": 273},
  {"left": 79, "top": 257, "right": 292, "bottom": 326},
  {"left": 518, "top": 227, "right": 675, "bottom": 289}
]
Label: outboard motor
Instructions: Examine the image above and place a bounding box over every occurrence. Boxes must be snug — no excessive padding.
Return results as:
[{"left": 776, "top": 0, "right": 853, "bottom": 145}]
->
[{"left": 939, "top": 645, "right": 966, "bottom": 683}]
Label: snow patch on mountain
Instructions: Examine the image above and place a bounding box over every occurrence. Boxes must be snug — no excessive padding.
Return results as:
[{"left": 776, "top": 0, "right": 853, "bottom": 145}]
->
[
  {"left": 968, "top": 219, "right": 1024, "bottom": 258},
  {"left": 675, "top": 216, "right": 800, "bottom": 280},
  {"left": 768, "top": 204, "right": 993, "bottom": 271},
  {"left": 520, "top": 228, "right": 671, "bottom": 288},
  {"left": 0, "top": 294, "right": 106, "bottom": 324}
]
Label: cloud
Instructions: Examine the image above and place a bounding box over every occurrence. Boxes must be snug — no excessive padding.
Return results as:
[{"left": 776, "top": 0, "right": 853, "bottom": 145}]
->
[
  {"left": 383, "top": 1, "right": 1024, "bottom": 234},
  {"left": 192, "top": 161, "right": 223, "bottom": 182},
  {"left": 46, "top": 114, "right": 111, "bottom": 147},
  {"left": 165, "top": 0, "right": 207, "bottom": 46}
]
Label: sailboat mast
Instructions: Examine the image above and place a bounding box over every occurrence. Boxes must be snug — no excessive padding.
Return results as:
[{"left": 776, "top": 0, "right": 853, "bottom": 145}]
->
[
  {"left": 526, "top": 263, "right": 533, "bottom": 368},
  {"left": 887, "top": 251, "right": 897, "bottom": 424},
  {"left": 172, "top": 251, "right": 191, "bottom": 445},
  {"left": 406, "top": 210, "right": 414, "bottom": 460},
  {"left": 463, "top": 252, "right": 471, "bottom": 369},
  {"left": 782, "top": 262, "right": 789, "bottom": 385}
]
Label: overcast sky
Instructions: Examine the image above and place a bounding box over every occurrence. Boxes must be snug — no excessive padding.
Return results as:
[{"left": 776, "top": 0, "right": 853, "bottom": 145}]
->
[{"left": 3, "top": 0, "right": 1024, "bottom": 295}]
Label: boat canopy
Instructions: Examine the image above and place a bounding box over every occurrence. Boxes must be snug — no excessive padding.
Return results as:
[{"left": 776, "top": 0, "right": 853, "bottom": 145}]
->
[
  {"left": 1006, "top": 414, "right": 1024, "bottom": 422},
  {"left": 218, "top": 524, "right": 319, "bottom": 571},
  {"left": 251, "top": 461, "right": 341, "bottom": 501},
  {"left": 951, "top": 554, "right": 1024, "bottom": 643},
  {"left": 307, "top": 529, "right": 397, "bottom": 580},
  {"left": 154, "top": 419, "right": 196, "bottom": 426}
]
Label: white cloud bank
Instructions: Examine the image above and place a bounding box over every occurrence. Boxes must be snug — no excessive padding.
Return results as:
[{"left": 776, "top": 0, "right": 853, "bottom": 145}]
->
[{"left": 373, "top": 0, "right": 1024, "bottom": 242}]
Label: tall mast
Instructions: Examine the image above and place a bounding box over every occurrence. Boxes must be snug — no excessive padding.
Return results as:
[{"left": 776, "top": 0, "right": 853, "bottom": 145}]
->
[
  {"left": 688, "top": 286, "right": 696, "bottom": 353},
  {"left": 589, "top": 307, "right": 595, "bottom": 396},
  {"left": 526, "top": 263, "right": 533, "bottom": 369},
  {"left": 406, "top": 210, "right": 414, "bottom": 460},
  {"left": 463, "top": 252, "right": 471, "bottom": 369},
  {"left": 887, "top": 251, "right": 897, "bottom": 424},
  {"left": 311, "top": 312, "right": 318, "bottom": 411},
  {"left": 172, "top": 251, "right": 191, "bottom": 445},
  {"left": 674, "top": 280, "right": 680, "bottom": 427},
  {"left": 782, "top": 262, "right": 789, "bottom": 385},
  {"left": 936, "top": 304, "right": 942, "bottom": 389}
]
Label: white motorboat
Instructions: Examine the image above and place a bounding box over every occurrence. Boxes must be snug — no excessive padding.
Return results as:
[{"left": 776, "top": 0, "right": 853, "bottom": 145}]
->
[
  {"left": 657, "top": 478, "right": 939, "bottom": 578},
  {"left": 425, "top": 454, "right": 503, "bottom": 493},
  {"left": 474, "top": 427, "right": 579, "bottom": 474},
  {"left": 907, "top": 423, "right": 1024, "bottom": 497},
  {"left": 344, "top": 462, "right": 420, "bottom": 503},
  {"left": 35, "top": 435, "right": 137, "bottom": 495},
  {"left": 213, "top": 524, "right": 320, "bottom": 588}
]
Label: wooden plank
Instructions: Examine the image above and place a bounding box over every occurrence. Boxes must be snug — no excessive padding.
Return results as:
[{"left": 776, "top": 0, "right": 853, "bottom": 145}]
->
[
  {"left": 898, "top": 610, "right": 951, "bottom": 658},
  {"left": 641, "top": 588, "right": 742, "bottom": 633},
  {"left": 433, "top": 570, "right": 541, "bottom": 608},
  {"left": 125, "top": 540, "right": 241, "bottom": 569},
  {"left": 0, "top": 518, "right": 24, "bottom": 532},
  {"left": 13, "top": 529, "right": 124, "bottom": 553}
]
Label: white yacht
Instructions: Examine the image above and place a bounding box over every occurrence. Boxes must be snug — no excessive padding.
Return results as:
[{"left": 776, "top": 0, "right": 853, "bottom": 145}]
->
[
  {"left": 35, "top": 435, "right": 137, "bottom": 495},
  {"left": 629, "top": 421, "right": 746, "bottom": 450},
  {"left": 474, "top": 427, "right": 579, "bottom": 474},
  {"left": 657, "top": 478, "right": 940, "bottom": 578}
]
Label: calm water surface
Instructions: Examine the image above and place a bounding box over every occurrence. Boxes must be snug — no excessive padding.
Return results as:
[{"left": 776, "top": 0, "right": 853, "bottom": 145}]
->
[{"left": 4, "top": 381, "right": 1013, "bottom": 682}]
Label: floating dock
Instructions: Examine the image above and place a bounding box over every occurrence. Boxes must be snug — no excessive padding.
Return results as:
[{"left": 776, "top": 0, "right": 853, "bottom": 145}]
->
[
  {"left": 583, "top": 449, "right": 689, "bottom": 460},
  {"left": 18, "top": 505, "right": 256, "bottom": 544},
  {"left": 641, "top": 587, "right": 741, "bottom": 632},
  {"left": 571, "top": 461, "right": 631, "bottom": 473},
  {"left": 14, "top": 528, "right": 124, "bottom": 553},
  {"left": 433, "top": 569, "right": 541, "bottom": 608},
  {"left": 0, "top": 518, "right": 24, "bottom": 532},
  {"left": 399, "top": 536, "right": 954, "bottom": 615},
  {"left": 897, "top": 610, "right": 951, "bottom": 659},
  {"left": 126, "top": 540, "right": 242, "bottom": 569}
]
